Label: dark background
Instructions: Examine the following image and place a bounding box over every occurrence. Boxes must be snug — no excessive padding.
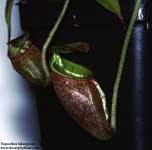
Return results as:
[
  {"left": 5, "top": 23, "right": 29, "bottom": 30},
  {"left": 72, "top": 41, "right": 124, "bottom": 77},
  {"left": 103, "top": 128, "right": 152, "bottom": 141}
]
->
[{"left": 19, "top": 0, "right": 152, "bottom": 149}]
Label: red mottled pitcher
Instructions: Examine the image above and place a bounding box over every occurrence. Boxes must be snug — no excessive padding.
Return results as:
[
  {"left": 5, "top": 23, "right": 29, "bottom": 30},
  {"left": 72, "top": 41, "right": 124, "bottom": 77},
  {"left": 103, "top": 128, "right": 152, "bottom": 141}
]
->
[
  {"left": 50, "top": 53, "right": 113, "bottom": 140},
  {"left": 8, "top": 34, "right": 50, "bottom": 86}
]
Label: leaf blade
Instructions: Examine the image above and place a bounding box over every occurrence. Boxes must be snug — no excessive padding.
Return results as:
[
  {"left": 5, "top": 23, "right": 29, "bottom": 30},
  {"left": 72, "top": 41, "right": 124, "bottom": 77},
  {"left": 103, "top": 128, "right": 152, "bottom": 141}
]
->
[{"left": 96, "top": 0, "right": 122, "bottom": 19}]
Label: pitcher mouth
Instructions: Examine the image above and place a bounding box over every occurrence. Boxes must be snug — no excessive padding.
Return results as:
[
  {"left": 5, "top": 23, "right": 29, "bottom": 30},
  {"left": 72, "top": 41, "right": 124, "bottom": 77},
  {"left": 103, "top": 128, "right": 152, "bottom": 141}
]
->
[
  {"left": 51, "top": 71, "right": 93, "bottom": 81},
  {"left": 8, "top": 44, "right": 33, "bottom": 60},
  {"left": 8, "top": 34, "right": 33, "bottom": 59},
  {"left": 50, "top": 53, "right": 93, "bottom": 80},
  {"left": 8, "top": 33, "right": 29, "bottom": 46}
]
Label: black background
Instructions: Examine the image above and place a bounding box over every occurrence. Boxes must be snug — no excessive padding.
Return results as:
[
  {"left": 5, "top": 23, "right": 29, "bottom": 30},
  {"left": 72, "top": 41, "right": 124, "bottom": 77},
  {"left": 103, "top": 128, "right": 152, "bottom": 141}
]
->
[{"left": 19, "top": 0, "right": 152, "bottom": 149}]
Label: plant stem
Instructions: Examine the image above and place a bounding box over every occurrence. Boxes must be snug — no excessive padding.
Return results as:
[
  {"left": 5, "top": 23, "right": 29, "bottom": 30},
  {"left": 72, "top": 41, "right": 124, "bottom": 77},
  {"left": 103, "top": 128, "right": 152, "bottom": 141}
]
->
[
  {"left": 42, "top": 0, "right": 70, "bottom": 83},
  {"left": 111, "top": 0, "right": 141, "bottom": 131},
  {"left": 5, "top": 0, "right": 14, "bottom": 52}
]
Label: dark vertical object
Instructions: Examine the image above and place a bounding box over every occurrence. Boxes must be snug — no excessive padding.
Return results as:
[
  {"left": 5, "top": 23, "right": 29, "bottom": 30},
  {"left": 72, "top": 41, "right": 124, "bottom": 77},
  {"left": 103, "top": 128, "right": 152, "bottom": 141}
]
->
[{"left": 130, "top": 0, "right": 152, "bottom": 149}]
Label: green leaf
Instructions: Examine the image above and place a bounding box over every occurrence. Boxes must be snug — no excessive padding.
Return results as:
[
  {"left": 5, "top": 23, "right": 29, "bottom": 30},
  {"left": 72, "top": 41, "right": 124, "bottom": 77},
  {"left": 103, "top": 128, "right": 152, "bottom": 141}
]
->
[
  {"left": 5, "top": 0, "right": 14, "bottom": 41},
  {"left": 50, "top": 53, "right": 93, "bottom": 79},
  {"left": 96, "top": 0, "right": 122, "bottom": 19}
]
